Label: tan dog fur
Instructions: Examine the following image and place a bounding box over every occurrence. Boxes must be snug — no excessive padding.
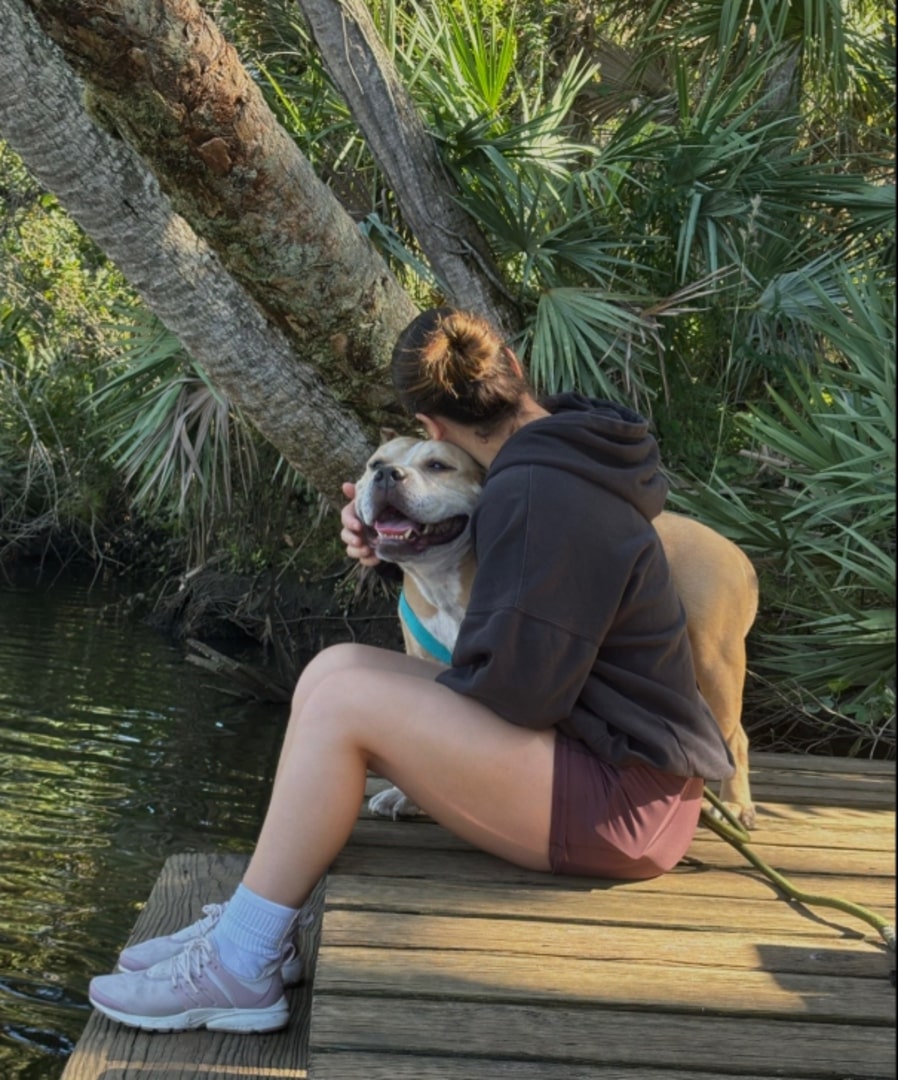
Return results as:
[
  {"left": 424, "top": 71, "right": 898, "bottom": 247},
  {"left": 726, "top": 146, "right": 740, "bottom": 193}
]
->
[{"left": 355, "top": 435, "right": 758, "bottom": 828}]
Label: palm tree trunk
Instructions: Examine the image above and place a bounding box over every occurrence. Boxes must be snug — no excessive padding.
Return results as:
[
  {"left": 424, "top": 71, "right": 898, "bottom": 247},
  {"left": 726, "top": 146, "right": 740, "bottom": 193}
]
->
[
  {"left": 21, "top": 0, "right": 419, "bottom": 426},
  {"left": 0, "top": 0, "right": 378, "bottom": 502},
  {"left": 296, "top": 0, "right": 519, "bottom": 335}
]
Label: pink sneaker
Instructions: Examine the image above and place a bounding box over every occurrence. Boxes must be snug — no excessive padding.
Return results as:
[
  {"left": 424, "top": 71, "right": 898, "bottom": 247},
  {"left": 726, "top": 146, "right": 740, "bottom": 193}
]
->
[
  {"left": 117, "top": 902, "right": 304, "bottom": 986},
  {"left": 90, "top": 936, "right": 289, "bottom": 1033}
]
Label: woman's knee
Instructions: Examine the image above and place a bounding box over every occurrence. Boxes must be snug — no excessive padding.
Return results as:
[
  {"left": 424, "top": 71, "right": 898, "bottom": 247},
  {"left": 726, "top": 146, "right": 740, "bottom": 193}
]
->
[
  {"left": 283, "top": 667, "right": 383, "bottom": 770},
  {"left": 289, "top": 645, "right": 397, "bottom": 741},
  {"left": 291, "top": 642, "right": 375, "bottom": 709}
]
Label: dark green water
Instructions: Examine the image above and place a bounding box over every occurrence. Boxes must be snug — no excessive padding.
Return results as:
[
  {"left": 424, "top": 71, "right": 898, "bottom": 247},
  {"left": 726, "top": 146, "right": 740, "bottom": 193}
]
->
[{"left": 0, "top": 569, "right": 288, "bottom": 1079}]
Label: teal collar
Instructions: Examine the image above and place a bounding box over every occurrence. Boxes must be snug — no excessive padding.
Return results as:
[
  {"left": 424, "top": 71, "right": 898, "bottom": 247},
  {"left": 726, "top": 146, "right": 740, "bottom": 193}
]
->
[{"left": 398, "top": 590, "right": 453, "bottom": 665}]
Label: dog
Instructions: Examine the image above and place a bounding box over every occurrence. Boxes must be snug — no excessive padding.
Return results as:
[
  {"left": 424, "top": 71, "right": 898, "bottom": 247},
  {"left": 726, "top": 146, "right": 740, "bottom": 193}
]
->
[{"left": 355, "top": 433, "right": 759, "bottom": 828}]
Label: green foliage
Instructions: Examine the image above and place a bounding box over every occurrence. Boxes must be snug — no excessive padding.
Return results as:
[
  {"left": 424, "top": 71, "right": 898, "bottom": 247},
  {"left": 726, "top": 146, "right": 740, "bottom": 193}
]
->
[
  {"left": 4, "top": 3, "right": 895, "bottom": 751},
  {"left": 0, "top": 142, "right": 136, "bottom": 559},
  {"left": 90, "top": 315, "right": 254, "bottom": 517},
  {"left": 0, "top": 146, "right": 125, "bottom": 366},
  {"left": 0, "top": 142, "right": 322, "bottom": 576},
  {"left": 670, "top": 270, "right": 895, "bottom": 753},
  {"left": 86, "top": 309, "right": 325, "bottom": 570},
  {"left": 228, "top": 0, "right": 893, "bottom": 403},
  {"left": 244, "top": 0, "right": 894, "bottom": 416}
]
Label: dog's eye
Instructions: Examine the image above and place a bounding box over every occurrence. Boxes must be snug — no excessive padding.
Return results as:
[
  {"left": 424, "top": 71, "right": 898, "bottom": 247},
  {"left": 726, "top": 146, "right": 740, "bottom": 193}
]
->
[{"left": 427, "top": 459, "right": 454, "bottom": 472}]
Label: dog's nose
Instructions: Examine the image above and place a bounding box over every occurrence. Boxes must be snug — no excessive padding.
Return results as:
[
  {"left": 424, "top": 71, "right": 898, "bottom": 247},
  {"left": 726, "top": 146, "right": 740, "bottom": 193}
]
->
[{"left": 373, "top": 466, "right": 406, "bottom": 488}]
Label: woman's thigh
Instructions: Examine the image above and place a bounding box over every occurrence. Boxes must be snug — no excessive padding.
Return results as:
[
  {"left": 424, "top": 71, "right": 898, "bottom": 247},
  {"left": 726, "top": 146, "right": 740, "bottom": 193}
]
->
[
  {"left": 277, "top": 643, "right": 444, "bottom": 768},
  {"left": 303, "top": 662, "right": 556, "bottom": 872}
]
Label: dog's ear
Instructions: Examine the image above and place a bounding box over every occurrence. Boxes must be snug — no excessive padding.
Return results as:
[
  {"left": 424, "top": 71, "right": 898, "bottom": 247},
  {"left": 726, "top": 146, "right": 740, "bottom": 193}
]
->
[{"left": 379, "top": 427, "right": 401, "bottom": 443}]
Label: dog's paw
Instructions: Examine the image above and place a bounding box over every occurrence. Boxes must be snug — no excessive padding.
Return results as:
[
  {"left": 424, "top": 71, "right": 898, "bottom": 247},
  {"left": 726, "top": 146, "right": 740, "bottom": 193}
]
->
[
  {"left": 368, "top": 786, "right": 423, "bottom": 820},
  {"left": 720, "top": 799, "right": 757, "bottom": 831},
  {"left": 718, "top": 779, "right": 757, "bottom": 830},
  {"left": 703, "top": 798, "right": 757, "bottom": 831}
]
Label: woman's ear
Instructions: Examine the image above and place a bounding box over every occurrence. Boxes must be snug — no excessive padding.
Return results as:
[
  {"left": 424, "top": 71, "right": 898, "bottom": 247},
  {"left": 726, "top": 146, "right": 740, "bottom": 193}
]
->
[
  {"left": 503, "top": 346, "right": 525, "bottom": 379},
  {"left": 415, "top": 414, "right": 445, "bottom": 441}
]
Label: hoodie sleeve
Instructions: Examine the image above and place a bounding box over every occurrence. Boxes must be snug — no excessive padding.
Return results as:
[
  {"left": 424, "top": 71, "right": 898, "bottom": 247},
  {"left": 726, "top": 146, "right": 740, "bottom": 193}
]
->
[{"left": 436, "top": 464, "right": 642, "bottom": 728}]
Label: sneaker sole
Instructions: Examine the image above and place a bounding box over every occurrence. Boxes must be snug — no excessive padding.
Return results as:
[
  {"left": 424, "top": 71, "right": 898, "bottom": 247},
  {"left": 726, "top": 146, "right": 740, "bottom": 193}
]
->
[{"left": 89, "top": 994, "right": 290, "bottom": 1033}]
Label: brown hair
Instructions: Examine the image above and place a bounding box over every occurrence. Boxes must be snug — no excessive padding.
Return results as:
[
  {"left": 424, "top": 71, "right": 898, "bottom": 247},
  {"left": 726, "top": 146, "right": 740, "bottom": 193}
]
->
[{"left": 391, "top": 307, "right": 530, "bottom": 432}]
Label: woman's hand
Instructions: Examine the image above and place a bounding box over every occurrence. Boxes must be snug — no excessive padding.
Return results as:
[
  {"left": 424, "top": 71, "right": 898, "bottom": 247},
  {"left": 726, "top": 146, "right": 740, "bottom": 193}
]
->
[{"left": 340, "top": 482, "right": 381, "bottom": 567}]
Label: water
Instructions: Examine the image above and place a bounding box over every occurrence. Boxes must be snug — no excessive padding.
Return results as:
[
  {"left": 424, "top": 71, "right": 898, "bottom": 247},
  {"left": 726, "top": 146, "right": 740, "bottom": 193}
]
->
[{"left": 0, "top": 568, "right": 289, "bottom": 1079}]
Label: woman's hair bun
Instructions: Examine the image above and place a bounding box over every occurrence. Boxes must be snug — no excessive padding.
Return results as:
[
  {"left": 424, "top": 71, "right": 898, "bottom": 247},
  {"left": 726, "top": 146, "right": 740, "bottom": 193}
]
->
[
  {"left": 391, "top": 306, "right": 530, "bottom": 430},
  {"left": 418, "top": 312, "right": 497, "bottom": 397}
]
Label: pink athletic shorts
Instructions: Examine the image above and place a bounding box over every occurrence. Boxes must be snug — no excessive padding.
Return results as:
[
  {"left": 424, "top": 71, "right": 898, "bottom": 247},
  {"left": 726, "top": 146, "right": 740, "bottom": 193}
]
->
[{"left": 549, "top": 732, "right": 704, "bottom": 880}]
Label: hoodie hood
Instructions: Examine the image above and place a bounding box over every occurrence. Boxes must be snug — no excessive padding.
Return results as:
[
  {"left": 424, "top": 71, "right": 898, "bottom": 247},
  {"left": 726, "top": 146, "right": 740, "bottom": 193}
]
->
[{"left": 489, "top": 392, "right": 668, "bottom": 522}]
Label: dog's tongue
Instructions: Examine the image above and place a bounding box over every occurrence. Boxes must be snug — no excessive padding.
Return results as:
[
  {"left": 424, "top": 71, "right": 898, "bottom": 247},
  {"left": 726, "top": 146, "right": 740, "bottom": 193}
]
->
[{"left": 374, "top": 509, "right": 418, "bottom": 537}]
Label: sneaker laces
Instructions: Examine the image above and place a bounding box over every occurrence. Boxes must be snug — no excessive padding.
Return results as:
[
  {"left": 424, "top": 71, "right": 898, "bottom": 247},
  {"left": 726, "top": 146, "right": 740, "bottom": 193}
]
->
[
  {"left": 169, "top": 937, "right": 215, "bottom": 992},
  {"left": 293, "top": 903, "right": 317, "bottom": 933},
  {"left": 168, "top": 901, "right": 227, "bottom": 945},
  {"left": 193, "top": 902, "right": 227, "bottom": 935}
]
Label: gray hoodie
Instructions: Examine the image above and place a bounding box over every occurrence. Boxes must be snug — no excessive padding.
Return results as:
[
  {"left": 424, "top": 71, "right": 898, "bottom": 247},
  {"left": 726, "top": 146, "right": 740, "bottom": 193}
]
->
[{"left": 436, "top": 393, "right": 734, "bottom": 781}]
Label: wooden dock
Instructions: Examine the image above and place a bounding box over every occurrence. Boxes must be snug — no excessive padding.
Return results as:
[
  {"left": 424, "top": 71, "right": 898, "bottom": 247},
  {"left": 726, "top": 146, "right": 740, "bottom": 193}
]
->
[{"left": 61, "top": 752, "right": 895, "bottom": 1080}]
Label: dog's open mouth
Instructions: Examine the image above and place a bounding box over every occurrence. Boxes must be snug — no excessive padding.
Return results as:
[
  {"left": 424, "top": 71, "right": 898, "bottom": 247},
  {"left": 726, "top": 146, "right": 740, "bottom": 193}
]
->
[{"left": 366, "top": 506, "right": 469, "bottom": 558}]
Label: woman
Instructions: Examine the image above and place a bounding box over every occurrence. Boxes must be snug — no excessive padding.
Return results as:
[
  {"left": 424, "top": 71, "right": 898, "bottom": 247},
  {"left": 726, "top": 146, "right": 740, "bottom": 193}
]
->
[{"left": 88, "top": 307, "right": 733, "bottom": 1033}]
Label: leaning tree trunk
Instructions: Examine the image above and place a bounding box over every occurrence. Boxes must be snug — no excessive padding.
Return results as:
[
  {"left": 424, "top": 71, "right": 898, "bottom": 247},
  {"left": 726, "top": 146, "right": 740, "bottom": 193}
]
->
[
  {"left": 295, "top": 0, "right": 520, "bottom": 337},
  {"left": 0, "top": 0, "right": 381, "bottom": 502},
  {"left": 19, "top": 0, "right": 420, "bottom": 424}
]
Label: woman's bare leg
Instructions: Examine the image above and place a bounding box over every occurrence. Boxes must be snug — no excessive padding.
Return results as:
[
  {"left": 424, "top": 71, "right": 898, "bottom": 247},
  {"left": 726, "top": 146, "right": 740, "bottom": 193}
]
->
[
  {"left": 270, "top": 642, "right": 443, "bottom": 789},
  {"left": 244, "top": 643, "right": 555, "bottom": 907}
]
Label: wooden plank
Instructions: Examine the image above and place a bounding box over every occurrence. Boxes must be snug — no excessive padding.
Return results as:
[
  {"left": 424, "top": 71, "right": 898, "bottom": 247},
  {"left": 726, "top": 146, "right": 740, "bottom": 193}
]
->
[
  {"left": 308, "top": 997, "right": 897, "bottom": 1079},
  {"left": 340, "top": 819, "right": 895, "bottom": 879},
  {"left": 748, "top": 803, "right": 896, "bottom": 829},
  {"left": 711, "top": 811, "right": 896, "bottom": 848},
  {"left": 745, "top": 753, "right": 895, "bottom": 809},
  {"left": 320, "top": 910, "right": 891, "bottom": 979},
  {"left": 368, "top": 752, "right": 898, "bottom": 779},
  {"left": 751, "top": 752, "right": 896, "bottom": 776},
  {"left": 330, "top": 843, "right": 896, "bottom": 916},
  {"left": 63, "top": 744, "right": 894, "bottom": 1080},
  {"left": 363, "top": 753, "right": 897, "bottom": 814},
  {"left": 323, "top": 875, "right": 895, "bottom": 937},
  {"left": 311, "top": 1054, "right": 778, "bottom": 1080},
  {"left": 313, "top": 944, "right": 893, "bottom": 1022},
  {"left": 345, "top": 816, "right": 898, "bottom": 876},
  {"left": 61, "top": 853, "right": 320, "bottom": 1080},
  {"left": 745, "top": 784, "right": 894, "bottom": 810},
  {"left": 61, "top": 1034, "right": 310, "bottom": 1080},
  {"left": 345, "top": 807, "right": 898, "bottom": 907},
  {"left": 685, "top": 835, "right": 893, "bottom": 876}
]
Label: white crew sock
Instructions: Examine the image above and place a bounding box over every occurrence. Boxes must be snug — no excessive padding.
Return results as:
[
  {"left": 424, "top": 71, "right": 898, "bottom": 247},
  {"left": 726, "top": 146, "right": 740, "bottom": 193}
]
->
[{"left": 210, "top": 882, "right": 300, "bottom": 980}]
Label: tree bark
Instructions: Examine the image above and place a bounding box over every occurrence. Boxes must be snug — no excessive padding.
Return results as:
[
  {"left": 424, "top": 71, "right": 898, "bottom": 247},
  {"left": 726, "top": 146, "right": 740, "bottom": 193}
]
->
[
  {"left": 295, "top": 0, "right": 520, "bottom": 336},
  {"left": 22, "top": 0, "right": 420, "bottom": 420},
  {"left": 0, "top": 0, "right": 378, "bottom": 503}
]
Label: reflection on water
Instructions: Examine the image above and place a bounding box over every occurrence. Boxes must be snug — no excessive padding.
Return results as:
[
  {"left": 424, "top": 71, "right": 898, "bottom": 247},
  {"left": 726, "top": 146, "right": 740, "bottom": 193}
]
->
[{"left": 0, "top": 568, "right": 289, "bottom": 1079}]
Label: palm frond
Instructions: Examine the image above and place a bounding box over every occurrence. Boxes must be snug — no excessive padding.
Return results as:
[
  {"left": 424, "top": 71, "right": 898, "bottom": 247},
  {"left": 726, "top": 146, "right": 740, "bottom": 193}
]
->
[
  {"left": 675, "top": 263, "right": 894, "bottom": 726},
  {"left": 88, "top": 315, "right": 259, "bottom": 525},
  {"left": 530, "top": 287, "right": 661, "bottom": 403}
]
